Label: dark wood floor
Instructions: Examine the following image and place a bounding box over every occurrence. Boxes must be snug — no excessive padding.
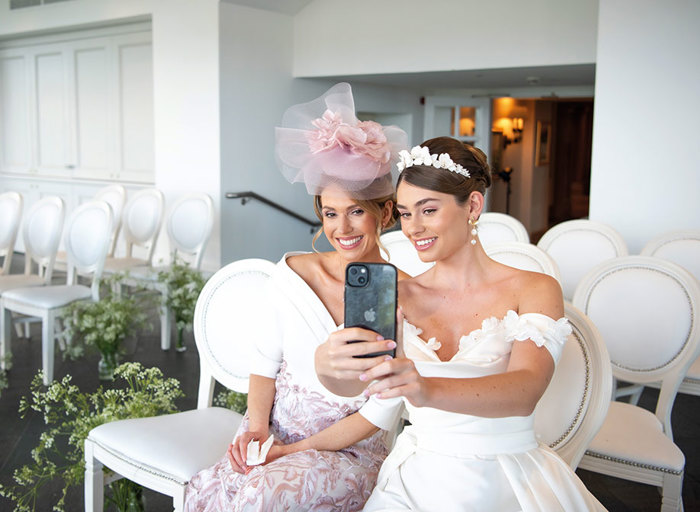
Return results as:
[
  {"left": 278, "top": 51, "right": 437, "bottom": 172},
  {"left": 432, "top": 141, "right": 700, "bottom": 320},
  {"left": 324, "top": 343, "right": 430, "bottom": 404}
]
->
[{"left": 1, "top": 258, "right": 699, "bottom": 511}]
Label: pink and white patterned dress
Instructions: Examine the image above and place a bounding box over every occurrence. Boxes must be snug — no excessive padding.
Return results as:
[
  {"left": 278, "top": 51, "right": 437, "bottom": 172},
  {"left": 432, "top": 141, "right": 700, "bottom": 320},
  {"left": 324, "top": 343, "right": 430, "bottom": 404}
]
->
[{"left": 184, "top": 253, "right": 398, "bottom": 512}]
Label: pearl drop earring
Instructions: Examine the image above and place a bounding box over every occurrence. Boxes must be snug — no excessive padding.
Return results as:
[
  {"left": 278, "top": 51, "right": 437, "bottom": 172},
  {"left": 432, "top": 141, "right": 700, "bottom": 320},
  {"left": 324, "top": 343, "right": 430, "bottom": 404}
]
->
[{"left": 468, "top": 218, "right": 479, "bottom": 245}]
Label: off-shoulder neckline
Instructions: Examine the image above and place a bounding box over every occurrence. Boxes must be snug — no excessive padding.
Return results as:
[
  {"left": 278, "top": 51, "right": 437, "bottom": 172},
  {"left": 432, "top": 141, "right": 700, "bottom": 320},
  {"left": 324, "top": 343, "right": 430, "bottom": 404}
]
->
[{"left": 404, "top": 310, "right": 566, "bottom": 362}]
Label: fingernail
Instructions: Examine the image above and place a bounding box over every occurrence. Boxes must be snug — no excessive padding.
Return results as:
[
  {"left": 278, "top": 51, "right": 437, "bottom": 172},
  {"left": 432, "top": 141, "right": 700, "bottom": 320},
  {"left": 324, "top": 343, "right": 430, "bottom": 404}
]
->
[
  {"left": 363, "top": 389, "right": 370, "bottom": 398},
  {"left": 376, "top": 335, "right": 384, "bottom": 341},
  {"left": 387, "top": 341, "right": 396, "bottom": 349},
  {"left": 359, "top": 373, "right": 367, "bottom": 381},
  {"left": 384, "top": 355, "right": 392, "bottom": 361}
]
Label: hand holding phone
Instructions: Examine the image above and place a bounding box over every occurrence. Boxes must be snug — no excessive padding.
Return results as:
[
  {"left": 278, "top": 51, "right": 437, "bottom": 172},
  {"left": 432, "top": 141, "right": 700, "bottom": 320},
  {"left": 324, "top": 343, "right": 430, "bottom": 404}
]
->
[{"left": 344, "top": 262, "right": 397, "bottom": 358}]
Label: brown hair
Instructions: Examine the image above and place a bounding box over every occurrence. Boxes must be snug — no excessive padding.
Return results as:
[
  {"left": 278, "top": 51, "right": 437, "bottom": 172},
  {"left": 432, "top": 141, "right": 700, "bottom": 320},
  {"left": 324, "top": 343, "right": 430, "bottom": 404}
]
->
[
  {"left": 396, "top": 137, "right": 491, "bottom": 205},
  {"left": 311, "top": 193, "right": 398, "bottom": 253}
]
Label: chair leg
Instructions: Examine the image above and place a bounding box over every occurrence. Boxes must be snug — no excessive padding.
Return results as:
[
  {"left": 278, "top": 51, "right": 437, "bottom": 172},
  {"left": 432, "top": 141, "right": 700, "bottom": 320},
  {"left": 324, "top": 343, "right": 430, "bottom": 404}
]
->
[
  {"left": 23, "top": 319, "right": 30, "bottom": 338},
  {"left": 660, "top": 472, "right": 684, "bottom": 512},
  {"left": 84, "top": 441, "right": 105, "bottom": 512},
  {"left": 161, "top": 305, "right": 171, "bottom": 351},
  {"left": 41, "top": 311, "right": 54, "bottom": 386},
  {"left": 1, "top": 305, "right": 11, "bottom": 370},
  {"left": 13, "top": 312, "right": 24, "bottom": 338},
  {"left": 173, "top": 486, "right": 186, "bottom": 512}
]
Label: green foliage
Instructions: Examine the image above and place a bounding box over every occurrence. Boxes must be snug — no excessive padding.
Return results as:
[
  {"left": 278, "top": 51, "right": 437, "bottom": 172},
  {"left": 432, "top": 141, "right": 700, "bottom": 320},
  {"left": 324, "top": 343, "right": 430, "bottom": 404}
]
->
[
  {"left": 157, "top": 259, "right": 207, "bottom": 332},
  {"left": 214, "top": 389, "right": 248, "bottom": 415},
  {"left": 62, "top": 274, "right": 150, "bottom": 360},
  {"left": 0, "top": 363, "right": 183, "bottom": 512}
]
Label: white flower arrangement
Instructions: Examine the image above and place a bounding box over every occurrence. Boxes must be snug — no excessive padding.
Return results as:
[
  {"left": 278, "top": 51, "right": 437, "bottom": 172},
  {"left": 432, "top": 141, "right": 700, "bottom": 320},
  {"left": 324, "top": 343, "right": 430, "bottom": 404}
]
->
[{"left": 396, "top": 145, "right": 471, "bottom": 178}]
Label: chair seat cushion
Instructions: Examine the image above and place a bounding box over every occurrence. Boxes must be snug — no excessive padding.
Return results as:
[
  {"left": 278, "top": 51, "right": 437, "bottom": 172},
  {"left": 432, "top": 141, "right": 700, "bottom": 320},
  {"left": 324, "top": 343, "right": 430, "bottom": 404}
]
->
[
  {"left": 0, "top": 275, "right": 45, "bottom": 293},
  {"left": 585, "top": 401, "right": 684, "bottom": 473},
  {"left": 89, "top": 407, "right": 243, "bottom": 484},
  {"left": 3, "top": 285, "right": 92, "bottom": 308},
  {"left": 103, "top": 257, "right": 148, "bottom": 272}
]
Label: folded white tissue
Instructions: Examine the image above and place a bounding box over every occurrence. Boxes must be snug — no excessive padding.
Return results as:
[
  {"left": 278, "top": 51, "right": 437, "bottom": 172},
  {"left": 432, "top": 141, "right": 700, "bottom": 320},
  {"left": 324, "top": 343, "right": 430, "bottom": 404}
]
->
[{"left": 246, "top": 435, "right": 275, "bottom": 466}]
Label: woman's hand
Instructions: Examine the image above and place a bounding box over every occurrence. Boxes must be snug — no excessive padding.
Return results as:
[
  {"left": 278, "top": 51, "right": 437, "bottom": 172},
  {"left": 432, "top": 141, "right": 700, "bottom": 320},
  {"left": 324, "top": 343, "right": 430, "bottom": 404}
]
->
[
  {"left": 317, "top": 327, "right": 396, "bottom": 380},
  {"left": 361, "top": 356, "right": 430, "bottom": 407},
  {"left": 227, "top": 430, "right": 269, "bottom": 474}
]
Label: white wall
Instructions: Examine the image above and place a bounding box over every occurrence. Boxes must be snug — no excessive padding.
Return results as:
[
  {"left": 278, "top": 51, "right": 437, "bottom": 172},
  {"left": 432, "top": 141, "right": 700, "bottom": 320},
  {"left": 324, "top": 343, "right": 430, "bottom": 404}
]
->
[
  {"left": 589, "top": 0, "right": 700, "bottom": 252},
  {"left": 218, "top": 3, "right": 425, "bottom": 264},
  {"left": 294, "top": 0, "right": 598, "bottom": 77}
]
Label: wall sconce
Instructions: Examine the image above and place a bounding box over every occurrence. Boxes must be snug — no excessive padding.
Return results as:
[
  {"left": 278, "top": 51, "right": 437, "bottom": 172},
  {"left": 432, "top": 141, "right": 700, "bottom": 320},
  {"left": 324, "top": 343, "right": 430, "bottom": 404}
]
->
[{"left": 511, "top": 117, "right": 523, "bottom": 144}]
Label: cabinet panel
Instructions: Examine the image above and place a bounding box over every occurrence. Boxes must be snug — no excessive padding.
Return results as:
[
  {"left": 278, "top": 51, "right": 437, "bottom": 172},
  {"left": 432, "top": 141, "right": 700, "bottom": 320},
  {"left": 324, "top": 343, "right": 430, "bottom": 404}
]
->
[
  {"left": 119, "top": 41, "right": 154, "bottom": 181},
  {"left": 0, "top": 54, "right": 31, "bottom": 172},
  {"left": 35, "top": 50, "right": 68, "bottom": 174},
  {"left": 74, "top": 45, "right": 110, "bottom": 175}
]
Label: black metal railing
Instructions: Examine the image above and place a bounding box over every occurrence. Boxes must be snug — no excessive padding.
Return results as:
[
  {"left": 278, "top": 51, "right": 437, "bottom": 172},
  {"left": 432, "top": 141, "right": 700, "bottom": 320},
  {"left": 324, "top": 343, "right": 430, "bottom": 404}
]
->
[{"left": 225, "top": 191, "right": 321, "bottom": 232}]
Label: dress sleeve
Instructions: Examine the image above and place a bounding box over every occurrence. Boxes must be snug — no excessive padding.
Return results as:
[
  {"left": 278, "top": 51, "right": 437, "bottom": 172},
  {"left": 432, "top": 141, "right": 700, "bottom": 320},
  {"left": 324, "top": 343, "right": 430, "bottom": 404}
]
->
[
  {"left": 504, "top": 311, "right": 572, "bottom": 364},
  {"left": 358, "top": 395, "right": 405, "bottom": 431},
  {"left": 248, "top": 277, "right": 285, "bottom": 379}
]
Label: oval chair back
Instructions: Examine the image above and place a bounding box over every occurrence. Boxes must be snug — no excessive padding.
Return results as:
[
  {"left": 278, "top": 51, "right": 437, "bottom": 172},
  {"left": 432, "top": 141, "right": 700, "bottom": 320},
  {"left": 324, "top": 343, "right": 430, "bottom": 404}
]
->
[
  {"left": 0, "top": 191, "right": 23, "bottom": 275},
  {"left": 121, "top": 188, "right": 164, "bottom": 264},
  {"left": 193, "top": 258, "right": 277, "bottom": 406},
  {"left": 534, "top": 302, "right": 612, "bottom": 468},
  {"left": 22, "top": 196, "right": 65, "bottom": 284},
  {"left": 94, "top": 185, "right": 126, "bottom": 257},
  {"left": 166, "top": 193, "right": 215, "bottom": 270},
  {"left": 478, "top": 212, "right": 529, "bottom": 247},
  {"left": 641, "top": 230, "right": 700, "bottom": 283},
  {"left": 573, "top": 255, "right": 700, "bottom": 438},
  {"left": 485, "top": 241, "right": 561, "bottom": 282},
  {"left": 64, "top": 200, "right": 114, "bottom": 301},
  {"left": 537, "top": 219, "right": 628, "bottom": 300}
]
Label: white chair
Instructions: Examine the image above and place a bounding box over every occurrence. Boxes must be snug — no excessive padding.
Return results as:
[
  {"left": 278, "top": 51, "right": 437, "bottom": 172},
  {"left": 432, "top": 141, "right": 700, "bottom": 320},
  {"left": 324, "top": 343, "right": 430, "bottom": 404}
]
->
[
  {"left": 0, "top": 196, "right": 65, "bottom": 340},
  {"left": 0, "top": 191, "right": 23, "bottom": 275},
  {"left": 533, "top": 302, "right": 612, "bottom": 469},
  {"left": 642, "top": 230, "right": 700, "bottom": 396},
  {"left": 103, "top": 188, "right": 164, "bottom": 274},
  {"left": 380, "top": 230, "right": 433, "bottom": 277},
  {"left": 537, "top": 219, "right": 628, "bottom": 300},
  {"left": 478, "top": 212, "right": 529, "bottom": 247},
  {"left": 1, "top": 200, "right": 113, "bottom": 385},
  {"left": 124, "top": 193, "right": 215, "bottom": 350},
  {"left": 84, "top": 258, "right": 276, "bottom": 512},
  {"left": 55, "top": 185, "right": 127, "bottom": 273},
  {"left": 573, "top": 256, "right": 700, "bottom": 512},
  {"left": 485, "top": 241, "right": 561, "bottom": 282}
]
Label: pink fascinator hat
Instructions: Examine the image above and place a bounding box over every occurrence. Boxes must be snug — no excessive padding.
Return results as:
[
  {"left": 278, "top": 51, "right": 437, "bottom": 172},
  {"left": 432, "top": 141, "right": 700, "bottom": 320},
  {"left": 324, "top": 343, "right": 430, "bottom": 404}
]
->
[{"left": 275, "top": 83, "right": 408, "bottom": 199}]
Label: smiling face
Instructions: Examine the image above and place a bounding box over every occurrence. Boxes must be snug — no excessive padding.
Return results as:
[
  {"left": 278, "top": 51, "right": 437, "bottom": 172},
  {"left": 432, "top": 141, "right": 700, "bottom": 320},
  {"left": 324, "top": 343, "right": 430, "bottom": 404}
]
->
[
  {"left": 396, "top": 181, "right": 476, "bottom": 262},
  {"left": 318, "top": 188, "right": 391, "bottom": 262}
]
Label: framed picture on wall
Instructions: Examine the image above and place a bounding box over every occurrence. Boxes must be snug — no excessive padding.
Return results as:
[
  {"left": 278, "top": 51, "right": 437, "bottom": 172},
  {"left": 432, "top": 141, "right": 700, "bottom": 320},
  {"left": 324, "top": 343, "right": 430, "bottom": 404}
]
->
[{"left": 535, "top": 121, "right": 551, "bottom": 165}]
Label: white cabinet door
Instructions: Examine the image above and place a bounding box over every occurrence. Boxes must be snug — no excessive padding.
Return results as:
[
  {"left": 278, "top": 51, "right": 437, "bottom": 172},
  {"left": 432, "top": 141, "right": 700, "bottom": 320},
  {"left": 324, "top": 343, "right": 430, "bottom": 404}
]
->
[
  {"left": 115, "top": 34, "right": 154, "bottom": 183},
  {"left": 70, "top": 37, "right": 114, "bottom": 181},
  {"left": 0, "top": 50, "right": 32, "bottom": 174}
]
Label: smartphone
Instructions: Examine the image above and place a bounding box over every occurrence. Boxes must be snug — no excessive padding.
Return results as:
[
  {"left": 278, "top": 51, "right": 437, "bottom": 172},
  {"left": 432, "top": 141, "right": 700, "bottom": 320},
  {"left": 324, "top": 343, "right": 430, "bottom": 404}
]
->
[{"left": 344, "top": 262, "right": 397, "bottom": 358}]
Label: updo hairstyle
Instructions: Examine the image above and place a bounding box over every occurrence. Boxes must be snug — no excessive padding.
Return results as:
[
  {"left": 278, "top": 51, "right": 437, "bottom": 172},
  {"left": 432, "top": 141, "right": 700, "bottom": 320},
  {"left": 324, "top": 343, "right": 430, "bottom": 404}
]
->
[{"left": 396, "top": 137, "right": 491, "bottom": 206}]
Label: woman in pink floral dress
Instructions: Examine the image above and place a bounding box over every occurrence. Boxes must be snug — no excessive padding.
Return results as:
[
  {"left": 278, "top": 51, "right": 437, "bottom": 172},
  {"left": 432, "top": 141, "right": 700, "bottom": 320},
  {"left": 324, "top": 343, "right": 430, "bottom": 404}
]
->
[{"left": 183, "top": 83, "right": 407, "bottom": 511}]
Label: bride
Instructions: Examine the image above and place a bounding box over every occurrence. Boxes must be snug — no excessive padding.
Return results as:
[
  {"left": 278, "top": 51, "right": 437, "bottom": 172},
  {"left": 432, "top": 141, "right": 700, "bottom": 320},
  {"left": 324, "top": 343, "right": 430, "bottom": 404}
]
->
[{"left": 315, "top": 137, "right": 606, "bottom": 511}]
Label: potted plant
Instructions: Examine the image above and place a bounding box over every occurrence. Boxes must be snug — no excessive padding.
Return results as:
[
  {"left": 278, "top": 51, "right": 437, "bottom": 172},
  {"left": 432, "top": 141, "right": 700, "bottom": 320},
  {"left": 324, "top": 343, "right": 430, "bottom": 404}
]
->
[
  {"left": 157, "top": 259, "right": 207, "bottom": 352},
  {"left": 0, "top": 362, "right": 183, "bottom": 512},
  {"left": 63, "top": 274, "right": 150, "bottom": 380}
]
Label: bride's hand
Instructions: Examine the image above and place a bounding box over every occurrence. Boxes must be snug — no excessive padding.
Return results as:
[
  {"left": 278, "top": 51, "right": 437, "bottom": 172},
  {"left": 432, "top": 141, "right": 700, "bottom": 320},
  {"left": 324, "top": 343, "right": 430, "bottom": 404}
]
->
[
  {"left": 315, "top": 327, "right": 396, "bottom": 381},
  {"left": 361, "top": 356, "right": 430, "bottom": 407}
]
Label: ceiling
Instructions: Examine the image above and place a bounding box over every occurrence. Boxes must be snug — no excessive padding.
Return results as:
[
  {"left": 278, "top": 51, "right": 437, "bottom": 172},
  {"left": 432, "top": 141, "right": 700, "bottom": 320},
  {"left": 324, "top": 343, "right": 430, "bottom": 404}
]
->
[{"left": 323, "top": 64, "right": 596, "bottom": 91}]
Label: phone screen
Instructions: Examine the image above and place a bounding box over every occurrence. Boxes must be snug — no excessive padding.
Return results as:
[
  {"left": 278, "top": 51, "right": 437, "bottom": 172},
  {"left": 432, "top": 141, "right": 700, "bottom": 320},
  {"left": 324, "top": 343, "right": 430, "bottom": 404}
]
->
[{"left": 344, "top": 262, "right": 397, "bottom": 358}]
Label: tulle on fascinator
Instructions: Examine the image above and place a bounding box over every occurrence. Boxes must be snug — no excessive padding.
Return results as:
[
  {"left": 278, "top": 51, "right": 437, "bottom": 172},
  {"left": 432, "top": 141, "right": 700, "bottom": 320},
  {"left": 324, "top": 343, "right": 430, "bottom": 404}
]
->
[{"left": 275, "top": 83, "right": 408, "bottom": 199}]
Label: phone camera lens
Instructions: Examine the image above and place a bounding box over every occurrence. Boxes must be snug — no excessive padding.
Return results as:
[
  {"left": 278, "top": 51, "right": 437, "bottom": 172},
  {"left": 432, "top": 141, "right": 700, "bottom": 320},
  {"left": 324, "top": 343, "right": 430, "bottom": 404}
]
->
[
  {"left": 350, "top": 267, "right": 358, "bottom": 275},
  {"left": 358, "top": 275, "right": 367, "bottom": 285}
]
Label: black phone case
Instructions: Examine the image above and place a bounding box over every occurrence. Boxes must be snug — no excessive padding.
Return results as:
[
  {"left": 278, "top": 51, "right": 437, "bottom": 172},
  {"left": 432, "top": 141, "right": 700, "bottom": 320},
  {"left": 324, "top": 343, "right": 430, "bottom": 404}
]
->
[{"left": 344, "top": 262, "right": 397, "bottom": 358}]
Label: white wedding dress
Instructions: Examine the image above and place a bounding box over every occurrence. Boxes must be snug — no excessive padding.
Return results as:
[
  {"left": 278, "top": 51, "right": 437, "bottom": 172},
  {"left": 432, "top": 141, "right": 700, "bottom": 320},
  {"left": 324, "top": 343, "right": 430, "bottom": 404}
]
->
[{"left": 361, "top": 310, "right": 606, "bottom": 512}]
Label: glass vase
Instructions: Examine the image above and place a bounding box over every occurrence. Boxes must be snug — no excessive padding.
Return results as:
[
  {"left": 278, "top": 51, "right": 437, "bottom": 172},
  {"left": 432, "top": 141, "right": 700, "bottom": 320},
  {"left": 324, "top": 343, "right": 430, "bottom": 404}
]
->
[
  {"left": 176, "top": 327, "right": 187, "bottom": 352},
  {"left": 98, "top": 351, "right": 119, "bottom": 381}
]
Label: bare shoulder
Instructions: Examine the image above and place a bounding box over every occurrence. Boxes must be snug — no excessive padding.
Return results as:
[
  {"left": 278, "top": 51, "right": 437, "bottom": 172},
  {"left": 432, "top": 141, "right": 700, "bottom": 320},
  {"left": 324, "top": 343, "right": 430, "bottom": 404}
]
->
[
  {"left": 514, "top": 269, "right": 564, "bottom": 319},
  {"left": 396, "top": 268, "right": 411, "bottom": 281},
  {"left": 287, "top": 252, "right": 324, "bottom": 282}
]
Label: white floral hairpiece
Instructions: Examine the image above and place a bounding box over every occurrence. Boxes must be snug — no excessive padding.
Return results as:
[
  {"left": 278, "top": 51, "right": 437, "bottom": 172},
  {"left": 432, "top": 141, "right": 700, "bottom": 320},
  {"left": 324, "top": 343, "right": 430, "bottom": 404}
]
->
[{"left": 396, "top": 145, "right": 470, "bottom": 178}]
